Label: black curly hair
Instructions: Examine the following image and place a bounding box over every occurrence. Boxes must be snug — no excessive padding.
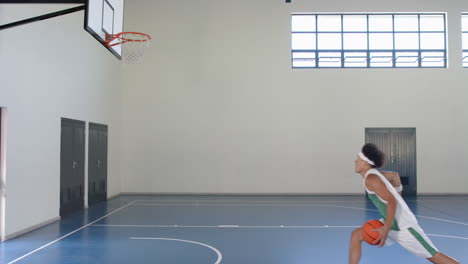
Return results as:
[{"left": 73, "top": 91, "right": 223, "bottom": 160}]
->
[{"left": 362, "top": 143, "right": 385, "bottom": 168}]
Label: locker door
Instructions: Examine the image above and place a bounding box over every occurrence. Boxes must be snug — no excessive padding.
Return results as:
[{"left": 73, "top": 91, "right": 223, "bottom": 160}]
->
[
  {"left": 365, "top": 128, "right": 417, "bottom": 196},
  {"left": 0, "top": 108, "right": 3, "bottom": 240},
  {"left": 60, "top": 118, "right": 85, "bottom": 216},
  {"left": 88, "top": 125, "right": 98, "bottom": 204},
  {"left": 98, "top": 125, "right": 108, "bottom": 201},
  {"left": 88, "top": 123, "right": 108, "bottom": 205}
]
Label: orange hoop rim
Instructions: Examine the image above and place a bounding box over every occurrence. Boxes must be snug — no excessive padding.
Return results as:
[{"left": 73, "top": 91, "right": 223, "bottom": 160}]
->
[{"left": 105, "top": 32, "right": 152, "bottom": 47}]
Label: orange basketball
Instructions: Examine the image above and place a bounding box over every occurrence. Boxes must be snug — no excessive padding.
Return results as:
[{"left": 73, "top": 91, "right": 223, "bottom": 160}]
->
[{"left": 362, "top": 219, "right": 384, "bottom": 245}]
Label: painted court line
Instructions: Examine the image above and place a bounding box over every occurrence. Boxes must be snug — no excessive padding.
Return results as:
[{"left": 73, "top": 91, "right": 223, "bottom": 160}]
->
[
  {"left": 133, "top": 198, "right": 468, "bottom": 203},
  {"left": 417, "top": 215, "right": 468, "bottom": 226},
  {"left": 92, "top": 224, "right": 360, "bottom": 229},
  {"left": 94, "top": 224, "right": 468, "bottom": 240},
  {"left": 132, "top": 203, "right": 379, "bottom": 211},
  {"left": 7, "top": 201, "right": 136, "bottom": 264},
  {"left": 427, "top": 234, "right": 468, "bottom": 240},
  {"left": 412, "top": 199, "right": 468, "bottom": 202},
  {"left": 131, "top": 202, "right": 468, "bottom": 226},
  {"left": 129, "top": 237, "right": 222, "bottom": 264},
  {"left": 133, "top": 199, "right": 369, "bottom": 203}
]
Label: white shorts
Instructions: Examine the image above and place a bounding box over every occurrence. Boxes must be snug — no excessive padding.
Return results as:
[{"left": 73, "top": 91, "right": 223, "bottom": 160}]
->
[{"left": 385, "top": 224, "right": 439, "bottom": 259}]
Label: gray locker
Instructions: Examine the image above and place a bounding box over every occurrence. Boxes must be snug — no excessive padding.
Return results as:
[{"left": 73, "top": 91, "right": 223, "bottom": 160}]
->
[
  {"left": 60, "top": 118, "right": 85, "bottom": 216},
  {"left": 365, "top": 128, "right": 417, "bottom": 196},
  {"left": 88, "top": 123, "right": 108, "bottom": 205}
]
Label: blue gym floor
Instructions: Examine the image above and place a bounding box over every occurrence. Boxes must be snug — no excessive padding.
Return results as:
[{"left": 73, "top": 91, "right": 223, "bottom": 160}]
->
[{"left": 1, "top": 195, "right": 467, "bottom": 264}]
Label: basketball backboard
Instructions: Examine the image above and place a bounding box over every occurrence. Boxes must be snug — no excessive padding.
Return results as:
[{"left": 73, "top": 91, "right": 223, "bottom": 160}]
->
[{"left": 85, "top": 0, "right": 124, "bottom": 59}]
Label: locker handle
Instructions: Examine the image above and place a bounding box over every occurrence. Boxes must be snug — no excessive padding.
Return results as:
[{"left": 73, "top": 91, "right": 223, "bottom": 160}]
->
[
  {"left": 97, "top": 160, "right": 101, "bottom": 168},
  {"left": 72, "top": 161, "right": 78, "bottom": 168}
]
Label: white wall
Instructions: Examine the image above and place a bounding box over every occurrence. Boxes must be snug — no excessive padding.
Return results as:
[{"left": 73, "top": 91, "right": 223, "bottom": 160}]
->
[
  {"left": 121, "top": 0, "right": 468, "bottom": 194},
  {"left": 0, "top": 5, "right": 123, "bottom": 238},
  {"left": 0, "top": 0, "right": 466, "bottom": 241}
]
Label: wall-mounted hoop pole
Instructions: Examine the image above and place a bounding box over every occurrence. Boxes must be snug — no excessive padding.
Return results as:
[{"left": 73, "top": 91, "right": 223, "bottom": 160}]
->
[{"left": 0, "top": 5, "right": 85, "bottom": 31}]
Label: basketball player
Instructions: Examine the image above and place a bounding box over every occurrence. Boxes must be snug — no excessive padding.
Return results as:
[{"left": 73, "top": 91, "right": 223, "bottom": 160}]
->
[{"left": 349, "top": 143, "right": 458, "bottom": 264}]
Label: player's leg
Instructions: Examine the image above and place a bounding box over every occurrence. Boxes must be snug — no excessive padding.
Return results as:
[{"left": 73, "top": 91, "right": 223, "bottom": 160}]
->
[
  {"left": 349, "top": 228, "right": 364, "bottom": 264},
  {"left": 396, "top": 226, "right": 458, "bottom": 264},
  {"left": 427, "top": 252, "right": 459, "bottom": 264}
]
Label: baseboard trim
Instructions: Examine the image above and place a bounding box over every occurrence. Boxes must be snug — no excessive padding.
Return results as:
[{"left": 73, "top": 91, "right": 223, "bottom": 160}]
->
[
  {"left": 2, "top": 216, "right": 60, "bottom": 242},
  {"left": 417, "top": 193, "right": 468, "bottom": 196},
  {"left": 115, "top": 192, "right": 468, "bottom": 197},
  {"left": 119, "top": 192, "right": 363, "bottom": 196},
  {"left": 107, "top": 193, "right": 122, "bottom": 200}
]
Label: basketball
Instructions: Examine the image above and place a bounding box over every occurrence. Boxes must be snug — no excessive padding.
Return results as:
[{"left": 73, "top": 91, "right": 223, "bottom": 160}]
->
[{"left": 362, "top": 219, "right": 384, "bottom": 245}]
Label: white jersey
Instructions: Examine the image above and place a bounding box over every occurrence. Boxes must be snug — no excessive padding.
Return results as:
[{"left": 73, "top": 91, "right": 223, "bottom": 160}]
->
[{"left": 364, "top": 169, "right": 418, "bottom": 230}]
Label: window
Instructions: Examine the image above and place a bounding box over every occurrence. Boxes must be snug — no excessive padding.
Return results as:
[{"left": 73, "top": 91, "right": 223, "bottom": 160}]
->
[
  {"left": 291, "top": 13, "right": 447, "bottom": 68},
  {"left": 462, "top": 13, "right": 468, "bottom": 67}
]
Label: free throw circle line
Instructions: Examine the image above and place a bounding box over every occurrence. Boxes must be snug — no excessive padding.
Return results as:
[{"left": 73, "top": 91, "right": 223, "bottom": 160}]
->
[{"left": 129, "top": 237, "right": 222, "bottom": 264}]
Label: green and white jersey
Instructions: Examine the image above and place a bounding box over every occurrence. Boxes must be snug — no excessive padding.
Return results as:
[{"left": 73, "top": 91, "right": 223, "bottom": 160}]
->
[{"left": 364, "top": 169, "right": 418, "bottom": 231}]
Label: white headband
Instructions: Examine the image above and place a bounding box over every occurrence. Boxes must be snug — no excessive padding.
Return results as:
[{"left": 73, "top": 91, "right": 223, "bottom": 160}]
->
[{"left": 358, "top": 152, "right": 375, "bottom": 166}]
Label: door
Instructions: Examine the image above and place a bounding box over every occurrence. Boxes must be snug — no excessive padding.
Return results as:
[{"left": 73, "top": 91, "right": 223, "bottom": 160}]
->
[
  {"left": 0, "top": 108, "right": 4, "bottom": 240},
  {"left": 88, "top": 123, "right": 108, "bottom": 205},
  {"left": 365, "top": 128, "right": 417, "bottom": 196},
  {"left": 60, "top": 118, "right": 85, "bottom": 216}
]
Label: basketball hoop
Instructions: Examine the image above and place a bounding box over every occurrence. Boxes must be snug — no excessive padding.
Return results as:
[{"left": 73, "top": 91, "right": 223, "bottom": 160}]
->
[{"left": 105, "top": 32, "right": 151, "bottom": 64}]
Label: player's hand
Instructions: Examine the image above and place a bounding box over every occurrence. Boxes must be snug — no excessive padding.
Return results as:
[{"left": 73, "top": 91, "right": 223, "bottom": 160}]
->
[{"left": 373, "top": 225, "right": 390, "bottom": 247}]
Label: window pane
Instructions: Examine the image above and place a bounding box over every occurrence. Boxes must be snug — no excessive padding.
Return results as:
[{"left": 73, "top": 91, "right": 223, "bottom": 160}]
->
[
  {"left": 369, "top": 33, "right": 393, "bottom": 49},
  {"left": 343, "top": 15, "right": 367, "bottom": 32},
  {"left": 420, "top": 33, "right": 445, "bottom": 49},
  {"left": 317, "top": 15, "right": 341, "bottom": 31},
  {"left": 463, "top": 33, "right": 468, "bottom": 50},
  {"left": 344, "top": 52, "right": 367, "bottom": 67},
  {"left": 462, "top": 15, "right": 468, "bottom": 31},
  {"left": 318, "top": 52, "right": 341, "bottom": 67},
  {"left": 292, "top": 33, "right": 316, "bottom": 49},
  {"left": 395, "top": 52, "right": 419, "bottom": 67},
  {"left": 421, "top": 52, "right": 445, "bottom": 67},
  {"left": 369, "top": 15, "right": 393, "bottom": 31},
  {"left": 394, "top": 15, "right": 419, "bottom": 31},
  {"left": 292, "top": 15, "right": 316, "bottom": 32},
  {"left": 462, "top": 15, "right": 466, "bottom": 67},
  {"left": 370, "top": 52, "right": 393, "bottom": 67},
  {"left": 420, "top": 15, "right": 445, "bottom": 31},
  {"left": 292, "top": 52, "right": 316, "bottom": 67},
  {"left": 343, "top": 33, "right": 367, "bottom": 49},
  {"left": 317, "top": 33, "right": 342, "bottom": 49},
  {"left": 395, "top": 33, "right": 419, "bottom": 49},
  {"left": 463, "top": 52, "right": 468, "bottom": 67}
]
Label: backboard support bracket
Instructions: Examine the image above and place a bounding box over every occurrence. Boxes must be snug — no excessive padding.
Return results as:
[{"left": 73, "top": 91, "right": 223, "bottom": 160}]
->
[
  {"left": 1, "top": 0, "right": 126, "bottom": 60},
  {"left": 0, "top": 0, "right": 85, "bottom": 3},
  {"left": 0, "top": 4, "right": 85, "bottom": 31}
]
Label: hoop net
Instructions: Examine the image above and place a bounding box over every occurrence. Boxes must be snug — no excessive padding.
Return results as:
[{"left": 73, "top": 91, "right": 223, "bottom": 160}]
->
[{"left": 105, "top": 32, "right": 151, "bottom": 64}]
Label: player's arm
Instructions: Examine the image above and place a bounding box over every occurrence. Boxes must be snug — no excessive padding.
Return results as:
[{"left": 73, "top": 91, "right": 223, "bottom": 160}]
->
[
  {"left": 380, "top": 171, "right": 402, "bottom": 195},
  {"left": 390, "top": 172, "right": 402, "bottom": 195},
  {"left": 365, "top": 174, "right": 397, "bottom": 247}
]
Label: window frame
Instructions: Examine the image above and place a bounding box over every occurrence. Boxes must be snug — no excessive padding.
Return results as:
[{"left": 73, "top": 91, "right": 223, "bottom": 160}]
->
[
  {"left": 291, "top": 13, "right": 447, "bottom": 69},
  {"left": 462, "top": 13, "right": 468, "bottom": 68}
]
